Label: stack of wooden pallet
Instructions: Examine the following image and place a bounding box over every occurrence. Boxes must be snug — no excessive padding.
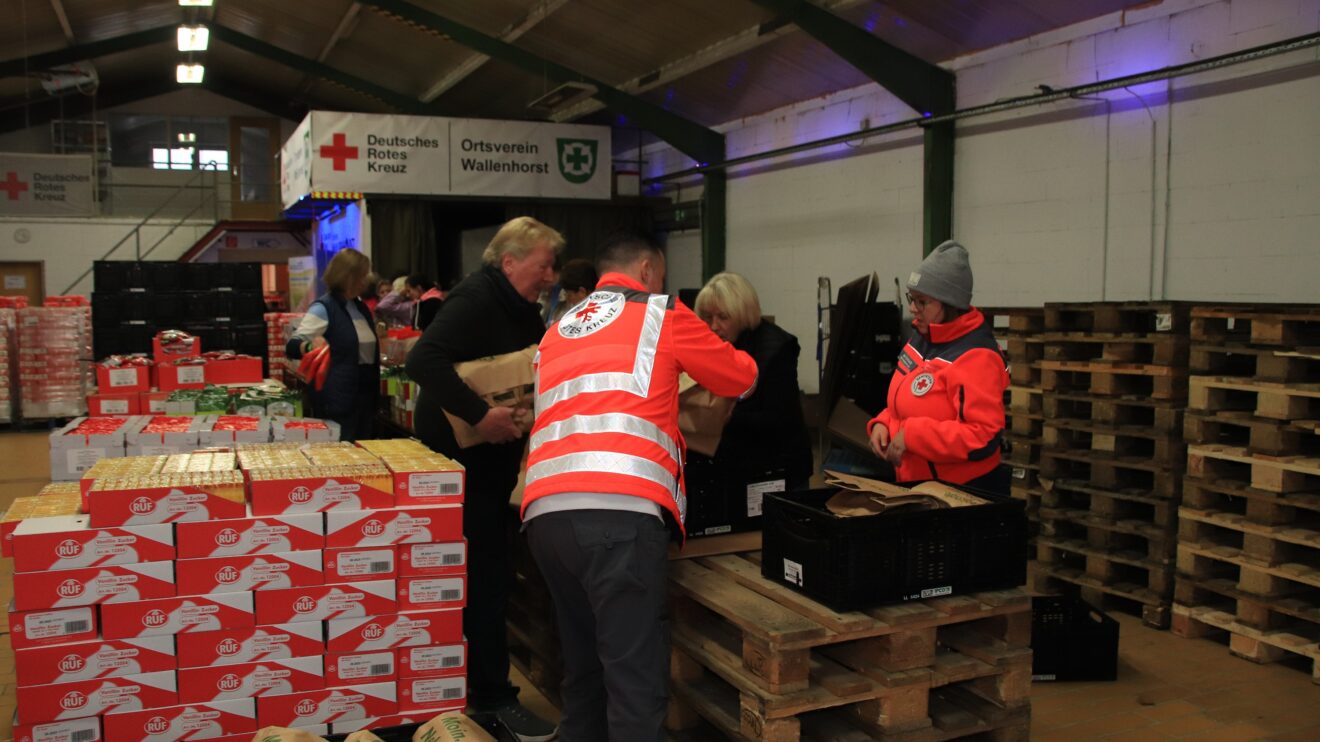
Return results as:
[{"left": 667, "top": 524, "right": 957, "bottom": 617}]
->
[
  {"left": 984, "top": 307, "right": 1046, "bottom": 548},
  {"left": 1173, "top": 305, "right": 1320, "bottom": 682},
  {"left": 666, "top": 554, "right": 1032, "bottom": 741},
  {"left": 1033, "top": 302, "right": 1191, "bottom": 628}
]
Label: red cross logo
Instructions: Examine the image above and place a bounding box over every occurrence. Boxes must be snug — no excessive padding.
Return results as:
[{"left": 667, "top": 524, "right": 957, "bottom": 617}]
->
[
  {"left": 575, "top": 302, "right": 601, "bottom": 322},
  {"left": 319, "top": 133, "right": 359, "bottom": 171},
  {"left": 1, "top": 171, "right": 29, "bottom": 200},
  {"left": 911, "top": 372, "right": 935, "bottom": 396}
]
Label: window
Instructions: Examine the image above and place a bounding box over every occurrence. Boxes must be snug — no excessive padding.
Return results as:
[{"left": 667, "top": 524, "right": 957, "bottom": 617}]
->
[
  {"left": 151, "top": 147, "right": 201, "bottom": 170},
  {"left": 199, "top": 149, "right": 228, "bottom": 170}
]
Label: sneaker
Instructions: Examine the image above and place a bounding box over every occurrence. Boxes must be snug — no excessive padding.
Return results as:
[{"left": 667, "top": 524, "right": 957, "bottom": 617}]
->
[{"left": 493, "top": 702, "right": 558, "bottom": 742}]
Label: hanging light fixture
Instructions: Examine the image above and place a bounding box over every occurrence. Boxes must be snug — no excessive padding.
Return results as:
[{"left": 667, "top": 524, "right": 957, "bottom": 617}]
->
[
  {"left": 177, "top": 26, "right": 209, "bottom": 51},
  {"left": 178, "top": 0, "right": 214, "bottom": 6},
  {"left": 177, "top": 64, "right": 206, "bottom": 84}
]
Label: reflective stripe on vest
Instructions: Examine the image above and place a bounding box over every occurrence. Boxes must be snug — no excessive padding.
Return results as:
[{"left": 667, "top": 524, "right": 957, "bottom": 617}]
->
[
  {"left": 531, "top": 412, "right": 680, "bottom": 466},
  {"left": 526, "top": 450, "right": 687, "bottom": 521},
  {"left": 535, "top": 294, "right": 669, "bottom": 413}
]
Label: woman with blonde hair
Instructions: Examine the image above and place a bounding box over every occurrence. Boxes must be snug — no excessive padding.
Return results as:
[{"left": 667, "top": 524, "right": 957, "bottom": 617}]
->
[{"left": 695, "top": 271, "right": 813, "bottom": 489}]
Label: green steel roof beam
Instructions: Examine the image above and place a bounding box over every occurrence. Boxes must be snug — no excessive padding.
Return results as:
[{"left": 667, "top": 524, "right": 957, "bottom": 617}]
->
[
  {"left": 358, "top": 0, "right": 724, "bottom": 164},
  {"left": 0, "top": 26, "right": 176, "bottom": 79}
]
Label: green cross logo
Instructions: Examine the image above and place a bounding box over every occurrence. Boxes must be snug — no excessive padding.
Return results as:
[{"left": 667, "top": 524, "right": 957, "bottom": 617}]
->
[{"left": 557, "top": 138, "right": 598, "bottom": 184}]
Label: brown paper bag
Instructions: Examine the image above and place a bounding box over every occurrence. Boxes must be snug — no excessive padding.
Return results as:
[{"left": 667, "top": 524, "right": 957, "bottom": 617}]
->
[
  {"left": 345, "top": 732, "right": 387, "bottom": 742},
  {"left": 413, "top": 711, "right": 499, "bottom": 742},
  {"left": 822, "top": 470, "right": 989, "bottom": 512},
  {"left": 253, "top": 728, "right": 328, "bottom": 742},
  {"left": 444, "top": 344, "right": 538, "bottom": 448},
  {"left": 678, "top": 373, "right": 734, "bottom": 457}
]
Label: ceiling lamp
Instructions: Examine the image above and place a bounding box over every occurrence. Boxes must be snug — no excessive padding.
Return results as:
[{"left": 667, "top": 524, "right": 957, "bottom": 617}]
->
[
  {"left": 178, "top": 0, "right": 214, "bottom": 6},
  {"left": 177, "top": 25, "right": 209, "bottom": 51},
  {"left": 177, "top": 64, "right": 205, "bottom": 84}
]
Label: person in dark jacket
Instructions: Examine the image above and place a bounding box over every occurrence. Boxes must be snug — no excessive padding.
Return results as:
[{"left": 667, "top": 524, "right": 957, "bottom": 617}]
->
[
  {"left": 286, "top": 249, "right": 379, "bottom": 442},
  {"left": 406, "top": 274, "right": 446, "bottom": 331},
  {"left": 695, "top": 272, "right": 814, "bottom": 489},
  {"left": 405, "top": 216, "right": 562, "bottom": 742}
]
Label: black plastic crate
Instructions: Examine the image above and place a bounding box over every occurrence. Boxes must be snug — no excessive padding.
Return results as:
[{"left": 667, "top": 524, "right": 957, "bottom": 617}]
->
[
  {"left": 183, "top": 323, "right": 215, "bottom": 351},
  {"left": 211, "top": 262, "right": 236, "bottom": 289},
  {"left": 233, "top": 291, "right": 266, "bottom": 322},
  {"left": 1032, "top": 596, "right": 1119, "bottom": 681},
  {"left": 93, "top": 327, "right": 119, "bottom": 358},
  {"left": 685, "top": 453, "right": 783, "bottom": 538},
  {"left": 234, "top": 262, "right": 263, "bottom": 291},
  {"left": 92, "top": 292, "right": 123, "bottom": 325},
  {"left": 121, "top": 292, "right": 153, "bottom": 323},
  {"left": 210, "top": 291, "right": 235, "bottom": 320},
  {"left": 210, "top": 326, "right": 236, "bottom": 352},
  {"left": 93, "top": 261, "right": 126, "bottom": 293},
  {"left": 234, "top": 323, "right": 265, "bottom": 350},
  {"left": 150, "top": 261, "right": 185, "bottom": 292},
  {"left": 184, "top": 263, "right": 211, "bottom": 291},
  {"left": 153, "top": 293, "right": 185, "bottom": 324},
  {"left": 184, "top": 291, "right": 216, "bottom": 322},
  {"left": 761, "top": 487, "right": 1027, "bottom": 612}
]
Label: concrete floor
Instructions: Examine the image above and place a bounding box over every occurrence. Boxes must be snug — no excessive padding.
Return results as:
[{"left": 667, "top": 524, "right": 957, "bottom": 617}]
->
[{"left": 0, "top": 430, "right": 1316, "bottom": 741}]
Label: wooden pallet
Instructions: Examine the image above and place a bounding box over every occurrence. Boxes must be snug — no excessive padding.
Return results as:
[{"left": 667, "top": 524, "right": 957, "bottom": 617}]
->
[
  {"left": 1006, "top": 411, "right": 1043, "bottom": 439},
  {"left": 1182, "top": 476, "right": 1320, "bottom": 527},
  {"left": 1037, "top": 535, "right": 1173, "bottom": 593},
  {"left": 1188, "top": 443, "right": 1320, "bottom": 494},
  {"left": 1171, "top": 603, "right": 1320, "bottom": 684},
  {"left": 1043, "top": 393, "right": 1183, "bottom": 433},
  {"left": 1189, "top": 376, "right": 1320, "bottom": 421},
  {"left": 1042, "top": 332, "right": 1189, "bottom": 366},
  {"left": 1175, "top": 575, "right": 1320, "bottom": 633},
  {"left": 1044, "top": 302, "right": 1190, "bottom": 335},
  {"left": 1003, "top": 435, "right": 1042, "bottom": 469},
  {"left": 1007, "top": 386, "right": 1041, "bottom": 415},
  {"left": 1177, "top": 529, "right": 1320, "bottom": 603},
  {"left": 1031, "top": 560, "right": 1171, "bottom": 629},
  {"left": 1039, "top": 504, "right": 1174, "bottom": 557},
  {"left": 982, "top": 307, "right": 1045, "bottom": 337},
  {"left": 665, "top": 555, "right": 1031, "bottom": 742},
  {"left": 1040, "top": 450, "right": 1182, "bottom": 500},
  {"left": 1043, "top": 420, "right": 1187, "bottom": 469},
  {"left": 1190, "top": 343, "right": 1320, "bottom": 381},
  {"left": 1190, "top": 305, "right": 1320, "bottom": 347},
  {"left": 1184, "top": 411, "right": 1320, "bottom": 457},
  {"left": 1041, "top": 478, "right": 1178, "bottom": 529},
  {"left": 1040, "top": 361, "right": 1187, "bottom": 400}
]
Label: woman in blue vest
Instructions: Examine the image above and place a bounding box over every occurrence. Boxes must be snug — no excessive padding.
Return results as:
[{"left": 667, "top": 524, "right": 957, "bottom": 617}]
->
[{"left": 286, "top": 248, "right": 380, "bottom": 441}]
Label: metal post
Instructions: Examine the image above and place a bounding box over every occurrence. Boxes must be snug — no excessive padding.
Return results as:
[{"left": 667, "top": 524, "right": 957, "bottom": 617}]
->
[
  {"left": 922, "top": 123, "right": 954, "bottom": 255},
  {"left": 701, "top": 171, "right": 726, "bottom": 282}
]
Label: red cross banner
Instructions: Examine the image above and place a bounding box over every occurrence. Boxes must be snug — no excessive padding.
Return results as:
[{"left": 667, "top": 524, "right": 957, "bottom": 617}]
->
[
  {"left": 0, "top": 153, "right": 95, "bottom": 216},
  {"left": 281, "top": 111, "right": 611, "bottom": 208}
]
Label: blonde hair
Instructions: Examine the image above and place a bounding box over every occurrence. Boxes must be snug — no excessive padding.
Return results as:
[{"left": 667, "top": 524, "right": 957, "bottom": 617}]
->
[
  {"left": 695, "top": 272, "right": 762, "bottom": 336},
  {"left": 392, "top": 276, "right": 408, "bottom": 294},
  {"left": 322, "top": 249, "right": 371, "bottom": 294},
  {"left": 482, "top": 216, "right": 566, "bottom": 266}
]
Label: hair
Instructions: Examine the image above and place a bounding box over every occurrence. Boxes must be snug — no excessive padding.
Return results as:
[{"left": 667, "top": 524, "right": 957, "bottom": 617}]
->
[
  {"left": 392, "top": 276, "right": 408, "bottom": 294},
  {"left": 596, "top": 231, "right": 663, "bottom": 273},
  {"left": 559, "top": 258, "right": 599, "bottom": 294},
  {"left": 361, "top": 272, "right": 383, "bottom": 300},
  {"left": 482, "top": 216, "right": 566, "bottom": 267},
  {"left": 406, "top": 273, "right": 434, "bottom": 291},
  {"left": 322, "top": 249, "right": 371, "bottom": 294},
  {"left": 695, "top": 272, "right": 763, "bottom": 336}
]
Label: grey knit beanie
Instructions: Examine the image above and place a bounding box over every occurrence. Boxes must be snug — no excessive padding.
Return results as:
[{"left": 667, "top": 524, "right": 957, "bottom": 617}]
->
[{"left": 907, "top": 240, "right": 972, "bottom": 309}]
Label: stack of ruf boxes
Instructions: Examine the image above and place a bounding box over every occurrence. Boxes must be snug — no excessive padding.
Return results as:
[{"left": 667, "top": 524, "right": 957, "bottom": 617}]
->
[{"left": 5, "top": 438, "right": 467, "bottom": 741}]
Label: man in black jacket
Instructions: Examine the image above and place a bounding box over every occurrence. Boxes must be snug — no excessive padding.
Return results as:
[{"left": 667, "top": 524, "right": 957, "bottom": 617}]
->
[{"left": 405, "top": 216, "right": 562, "bottom": 742}]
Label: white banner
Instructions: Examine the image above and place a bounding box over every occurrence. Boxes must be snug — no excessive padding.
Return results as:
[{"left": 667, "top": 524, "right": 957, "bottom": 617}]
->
[
  {"left": 283, "top": 111, "right": 611, "bottom": 205},
  {"left": 0, "top": 153, "right": 95, "bottom": 216},
  {"left": 280, "top": 116, "right": 313, "bottom": 209}
]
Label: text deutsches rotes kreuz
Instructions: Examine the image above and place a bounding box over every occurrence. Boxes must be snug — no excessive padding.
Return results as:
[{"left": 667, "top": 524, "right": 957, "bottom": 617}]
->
[{"left": 364, "top": 134, "right": 440, "bottom": 174}]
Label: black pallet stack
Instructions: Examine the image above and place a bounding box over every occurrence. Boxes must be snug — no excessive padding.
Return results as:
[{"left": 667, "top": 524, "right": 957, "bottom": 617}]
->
[{"left": 92, "top": 261, "right": 267, "bottom": 366}]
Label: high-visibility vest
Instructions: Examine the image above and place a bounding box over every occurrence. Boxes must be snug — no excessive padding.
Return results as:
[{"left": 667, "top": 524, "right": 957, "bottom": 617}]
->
[{"left": 523, "top": 272, "right": 758, "bottom": 535}]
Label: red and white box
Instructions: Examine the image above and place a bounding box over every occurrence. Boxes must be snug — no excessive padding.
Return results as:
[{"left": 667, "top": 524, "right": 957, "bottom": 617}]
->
[
  {"left": 324, "top": 650, "right": 397, "bottom": 686},
  {"left": 269, "top": 416, "right": 341, "bottom": 443},
  {"left": 330, "top": 711, "right": 458, "bottom": 735},
  {"left": 12, "top": 562, "right": 175, "bottom": 611},
  {"left": 103, "top": 699, "right": 256, "bottom": 742},
  {"left": 12, "top": 715, "right": 101, "bottom": 742},
  {"left": 176, "top": 510, "right": 323, "bottom": 558},
  {"left": 205, "top": 356, "right": 263, "bottom": 386},
  {"left": 398, "top": 675, "right": 467, "bottom": 713},
  {"left": 140, "top": 391, "right": 169, "bottom": 414},
  {"left": 154, "top": 333, "right": 201, "bottom": 366},
  {"left": 255, "top": 683, "right": 396, "bottom": 727},
  {"left": 49, "top": 417, "right": 134, "bottom": 482},
  {"left": 324, "top": 547, "right": 396, "bottom": 583},
  {"left": 156, "top": 362, "right": 208, "bottom": 392},
  {"left": 397, "top": 640, "right": 467, "bottom": 679},
  {"left": 325, "top": 507, "right": 463, "bottom": 548},
  {"left": 391, "top": 467, "right": 465, "bottom": 507},
  {"left": 16, "top": 670, "right": 177, "bottom": 724},
  {"left": 86, "top": 392, "right": 141, "bottom": 416},
  {"left": 199, "top": 415, "right": 272, "bottom": 445},
  {"left": 12, "top": 516, "right": 174, "bottom": 572},
  {"left": 178, "top": 656, "right": 325, "bottom": 702},
  {"left": 249, "top": 473, "right": 392, "bottom": 516},
  {"left": 96, "top": 364, "right": 152, "bottom": 393},
  {"left": 398, "top": 541, "right": 467, "bottom": 577},
  {"left": 175, "top": 551, "right": 323, "bottom": 596},
  {"left": 15, "top": 635, "right": 175, "bottom": 686},
  {"left": 124, "top": 415, "right": 207, "bottom": 456},
  {"left": 87, "top": 479, "right": 246, "bottom": 528},
  {"left": 178, "top": 623, "right": 324, "bottom": 668},
  {"left": 397, "top": 575, "right": 467, "bottom": 611},
  {"left": 100, "top": 592, "right": 255, "bottom": 639},
  {"left": 254, "top": 580, "right": 397, "bottom": 624},
  {"left": 326, "top": 609, "right": 463, "bottom": 653},
  {"left": 9, "top": 603, "right": 98, "bottom": 650}
]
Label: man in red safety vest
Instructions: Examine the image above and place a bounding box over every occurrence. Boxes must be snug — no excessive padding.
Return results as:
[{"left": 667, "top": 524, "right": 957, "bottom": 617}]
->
[{"left": 522, "top": 232, "right": 758, "bottom": 741}]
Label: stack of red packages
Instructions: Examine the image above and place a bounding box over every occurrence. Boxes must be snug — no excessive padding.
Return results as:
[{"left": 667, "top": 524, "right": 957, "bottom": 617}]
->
[
  {"left": 0, "top": 307, "right": 15, "bottom": 423},
  {"left": 265, "top": 313, "right": 305, "bottom": 383},
  {"left": 88, "top": 355, "right": 155, "bottom": 416},
  {"left": 44, "top": 295, "right": 92, "bottom": 307},
  {"left": 17, "top": 306, "right": 92, "bottom": 419}
]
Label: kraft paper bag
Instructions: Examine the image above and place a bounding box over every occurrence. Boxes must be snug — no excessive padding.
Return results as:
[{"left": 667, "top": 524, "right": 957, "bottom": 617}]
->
[
  {"left": 345, "top": 731, "right": 387, "bottom": 742},
  {"left": 253, "top": 728, "right": 328, "bottom": 742},
  {"left": 822, "top": 470, "right": 989, "bottom": 516},
  {"left": 413, "top": 711, "right": 499, "bottom": 742},
  {"left": 678, "top": 373, "right": 734, "bottom": 457},
  {"left": 444, "top": 344, "right": 538, "bottom": 448}
]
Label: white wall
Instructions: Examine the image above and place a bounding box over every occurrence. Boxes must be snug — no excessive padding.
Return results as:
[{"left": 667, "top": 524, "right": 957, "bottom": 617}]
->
[
  {"left": 663, "top": 230, "right": 703, "bottom": 297},
  {"left": 630, "top": 0, "right": 1320, "bottom": 392}
]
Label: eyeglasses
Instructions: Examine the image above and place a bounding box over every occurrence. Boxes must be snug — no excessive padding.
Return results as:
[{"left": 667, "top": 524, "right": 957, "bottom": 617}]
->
[{"left": 906, "top": 292, "right": 936, "bottom": 311}]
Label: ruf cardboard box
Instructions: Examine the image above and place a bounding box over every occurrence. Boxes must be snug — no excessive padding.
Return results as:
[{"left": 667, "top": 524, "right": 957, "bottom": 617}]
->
[
  {"left": 87, "top": 475, "right": 246, "bottom": 528},
  {"left": 326, "top": 609, "right": 463, "bottom": 653},
  {"left": 8, "top": 603, "right": 98, "bottom": 650},
  {"left": 398, "top": 675, "right": 467, "bottom": 714},
  {"left": 86, "top": 392, "right": 141, "bottom": 417},
  {"left": 100, "top": 592, "right": 255, "bottom": 640},
  {"left": 12, "top": 714, "right": 101, "bottom": 742},
  {"left": 325, "top": 507, "right": 463, "bottom": 549},
  {"left": 397, "top": 640, "right": 466, "bottom": 680},
  {"left": 324, "top": 649, "right": 397, "bottom": 686},
  {"left": 96, "top": 364, "right": 152, "bottom": 394},
  {"left": 388, "top": 465, "right": 465, "bottom": 508},
  {"left": 269, "top": 416, "right": 342, "bottom": 443},
  {"left": 16, "top": 669, "right": 178, "bottom": 725},
  {"left": 397, "top": 576, "right": 467, "bottom": 612},
  {"left": 323, "top": 547, "right": 396, "bottom": 584},
  {"left": 103, "top": 699, "right": 256, "bottom": 742},
  {"left": 11, "top": 516, "right": 174, "bottom": 572},
  {"left": 48, "top": 416, "right": 137, "bottom": 482},
  {"left": 178, "top": 656, "right": 325, "bottom": 703},
  {"left": 248, "top": 472, "right": 392, "bottom": 516},
  {"left": 254, "top": 580, "right": 397, "bottom": 625},
  {"left": 176, "top": 510, "right": 323, "bottom": 558},
  {"left": 124, "top": 415, "right": 208, "bottom": 456},
  {"left": 175, "top": 551, "right": 323, "bottom": 596},
  {"left": 398, "top": 541, "right": 467, "bottom": 577},
  {"left": 199, "top": 415, "right": 273, "bottom": 446},
  {"left": 15, "top": 635, "right": 175, "bottom": 687},
  {"left": 12, "top": 562, "right": 175, "bottom": 611},
  {"left": 255, "top": 682, "right": 396, "bottom": 727},
  {"left": 177, "top": 623, "right": 324, "bottom": 669}
]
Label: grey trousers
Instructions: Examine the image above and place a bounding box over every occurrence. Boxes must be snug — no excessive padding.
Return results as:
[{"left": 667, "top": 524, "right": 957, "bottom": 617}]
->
[{"left": 525, "top": 509, "right": 671, "bottom": 742}]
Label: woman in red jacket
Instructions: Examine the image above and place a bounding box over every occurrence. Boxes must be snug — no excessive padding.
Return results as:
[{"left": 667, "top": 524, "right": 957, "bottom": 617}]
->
[{"left": 867, "top": 241, "right": 1010, "bottom": 496}]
